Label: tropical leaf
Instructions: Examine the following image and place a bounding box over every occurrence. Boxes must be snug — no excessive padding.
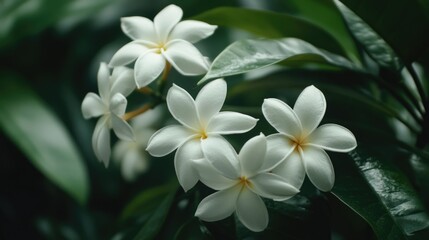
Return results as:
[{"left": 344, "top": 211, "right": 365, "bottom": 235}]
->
[
  {"left": 0, "top": 74, "right": 89, "bottom": 204},
  {"left": 332, "top": 151, "right": 429, "bottom": 239},
  {"left": 192, "top": 7, "right": 346, "bottom": 56},
  {"left": 199, "top": 38, "right": 358, "bottom": 84}
]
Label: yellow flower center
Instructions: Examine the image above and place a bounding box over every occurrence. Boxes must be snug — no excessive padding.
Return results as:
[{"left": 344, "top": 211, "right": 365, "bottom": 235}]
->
[
  {"left": 290, "top": 135, "right": 307, "bottom": 153},
  {"left": 238, "top": 176, "right": 251, "bottom": 187}
]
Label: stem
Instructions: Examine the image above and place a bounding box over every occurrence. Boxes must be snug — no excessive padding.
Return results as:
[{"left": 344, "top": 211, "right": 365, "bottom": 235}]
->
[
  {"left": 123, "top": 103, "right": 154, "bottom": 121},
  {"left": 137, "top": 86, "right": 154, "bottom": 95},
  {"left": 157, "top": 62, "right": 172, "bottom": 95}
]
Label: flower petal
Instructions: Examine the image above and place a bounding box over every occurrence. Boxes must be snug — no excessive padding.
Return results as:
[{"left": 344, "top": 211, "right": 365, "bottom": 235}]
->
[
  {"left": 201, "top": 136, "right": 240, "bottom": 179},
  {"left": 169, "top": 20, "right": 217, "bottom": 43},
  {"left": 167, "top": 84, "right": 199, "bottom": 130},
  {"left": 146, "top": 125, "right": 193, "bottom": 157},
  {"left": 81, "top": 93, "right": 105, "bottom": 119},
  {"left": 195, "top": 79, "right": 226, "bottom": 126},
  {"left": 262, "top": 98, "right": 302, "bottom": 139},
  {"left": 163, "top": 40, "right": 209, "bottom": 75},
  {"left": 206, "top": 112, "right": 257, "bottom": 135},
  {"left": 195, "top": 184, "right": 241, "bottom": 222},
  {"left": 293, "top": 85, "right": 326, "bottom": 135},
  {"left": 236, "top": 188, "right": 268, "bottom": 232},
  {"left": 307, "top": 124, "right": 357, "bottom": 152},
  {"left": 193, "top": 158, "right": 237, "bottom": 190},
  {"left": 122, "top": 149, "right": 148, "bottom": 181},
  {"left": 109, "top": 41, "right": 149, "bottom": 67},
  {"left": 134, "top": 51, "right": 166, "bottom": 88},
  {"left": 110, "top": 66, "right": 135, "bottom": 97},
  {"left": 111, "top": 115, "right": 134, "bottom": 141},
  {"left": 260, "top": 133, "right": 295, "bottom": 171},
  {"left": 250, "top": 173, "right": 299, "bottom": 200},
  {"left": 301, "top": 147, "right": 335, "bottom": 192},
  {"left": 92, "top": 116, "right": 111, "bottom": 167},
  {"left": 175, "top": 139, "right": 203, "bottom": 191},
  {"left": 239, "top": 133, "right": 266, "bottom": 177},
  {"left": 97, "top": 62, "right": 110, "bottom": 100},
  {"left": 154, "top": 4, "right": 183, "bottom": 42},
  {"left": 272, "top": 152, "right": 306, "bottom": 190},
  {"left": 109, "top": 93, "right": 127, "bottom": 116},
  {"left": 120, "top": 16, "right": 157, "bottom": 42}
]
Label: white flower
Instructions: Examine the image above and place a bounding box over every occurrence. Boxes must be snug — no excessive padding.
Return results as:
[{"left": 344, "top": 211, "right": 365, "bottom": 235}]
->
[
  {"left": 81, "top": 63, "right": 135, "bottom": 167},
  {"left": 194, "top": 134, "right": 299, "bottom": 232},
  {"left": 261, "top": 85, "right": 357, "bottom": 191},
  {"left": 113, "top": 107, "right": 163, "bottom": 181},
  {"left": 146, "top": 79, "right": 258, "bottom": 191},
  {"left": 109, "top": 4, "right": 217, "bottom": 88}
]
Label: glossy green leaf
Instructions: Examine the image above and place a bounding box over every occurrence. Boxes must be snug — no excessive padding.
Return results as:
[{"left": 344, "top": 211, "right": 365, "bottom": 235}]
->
[
  {"left": 334, "top": 1, "right": 401, "bottom": 70},
  {"left": 133, "top": 189, "right": 177, "bottom": 240},
  {"left": 337, "top": 0, "right": 429, "bottom": 64},
  {"left": 192, "top": 7, "right": 346, "bottom": 56},
  {"left": 332, "top": 151, "right": 429, "bottom": 239},
  {"left": 199, "top": 38, "right": 358, "bottom": 84},
  {"left": 283, "top": 0, "right": 361, "bottom": 64},
  {"left": 0, "top": 75, "right": 89, "bottom": 204}
]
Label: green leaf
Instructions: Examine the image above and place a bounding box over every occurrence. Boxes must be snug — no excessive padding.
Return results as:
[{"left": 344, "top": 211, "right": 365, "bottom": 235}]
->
[
  {"left": 337, "top": 0, "right": 429, "bottom": 64},
  {"left": 133, "top": 188, "right": 177, "bottom": 240},
  {"left": 334, "top": 1, "right": 401, "bottom": 70},
  {"left": 283, "top": 0, "right": 361, "bottom": 64},
  {"left": 0, "top": 75, "right": 89, "bottom": 204},
  {"left": 120, "top": 182, "right": 177, "bottom": 221},
  {"left": 192, "top": 7, "right": 347, "bottom": 56},
  {"left": 199, "top": 38, "right": 358, "bottom": 84},
  {"left": 332, "top": 151, "right": 429, "bottom": 239}
]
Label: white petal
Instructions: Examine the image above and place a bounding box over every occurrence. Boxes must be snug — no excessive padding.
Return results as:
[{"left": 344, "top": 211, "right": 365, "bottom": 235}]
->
[
  {"left": 146, "top": 125, "right": 193, "bottom": 157},
  {"left": 302, "top": 147, "right": 335, "bottom": 192},
  {"left": 201, "top": 136, "right": 240, "bottom": 179},
  {"left": 272, "top": 152, "right": 306, "bottom": 190},
  {"left": 167, "top": 84, "right": 200, "bottom": 130},
  {"left": 239, "top": 133, "right": 266, "bottom": 177},
  {"left": 81, "top": 93, "right": 105, "bottom": 119},
  {"left": 92, "top": 116, "right": 111, "bottom": 167},
  {"left": 109, "top": 93, "right": 127, "bottom": 116},
  {"left": 250, "top": 173, "right": 299, "bottom": 200},
  {"left": 293, "top": 85, "right": 326, "bottom": 135},
  {"left": 131, "top": 106, "right": 164, "bottom": 129},
  {"left": 174, "top": 139, "right": 203, "bottom": 191},
  {"left": 111, "top": 115, "right": 134, "bottom": 141},
  {"left": 109, "top": 41, "right": 149, "bottom": 67},
  {"left": 120, "top": 16, "right": 157, "bottom": 42},
  {"left": 121, "top": 150, "right": 148, "bottom": 181},
  {"left": 97, "top": 63, "right": 110, "bottom": 100},
  {"left": 193, "top": 158, "right": 236, "bottom": 190},
  {"left": 206, "top": 112, "right": 257, "bottom": 135},
  {"left": 169, "top": 20, "right": 217, "bottom": 43},
  {"left": 112, "top": 140, "right": 130, "bottom": 163},
  {"left": 307, "top": 124, "right": 357, "bottom": 152},
  {"left": 163, "top": 40, "right": 209, "bottom": 75},
  {"left": 236, "top": 188, "right": 268, "bottom": 232},
  {"left": 134, "top": 51, "right": 166, "bottom": 88},
  {"left": 110, "top": 66, "right": 135, "bottom": 97},
  {"left": 195, "top": 185, "right": 241, "bottom": 222},
  {"left": 262, "top": 98, "right": 302, "bottom": 139},
  {"left": 195, "top": 79, "right": 226, "bottom": 125},
  {"left": 154, "top": 4, "right": 183, "bottom": 42},
  {"left": 260, "top": 133, "right": 295, "bottom": 171}
]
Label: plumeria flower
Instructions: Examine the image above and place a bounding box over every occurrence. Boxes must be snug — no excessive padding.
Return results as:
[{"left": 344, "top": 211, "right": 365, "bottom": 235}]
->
[
  {"left": 146, "top": 79, "right": 258, "bottom": 191},
  {"left": 109, "top": 4, "right": 217, "bottom": 88},
  {"left": 113, "top": 107, "right": 163, "bottom": 181},
  {"left": 261, "top": 85, "right": 357, "bottom": 192},
  {"left": 81, "top": 63, "right": 135, "bottom": 167},
  {"left": 194, "top": 134, "right": 299, "bottom": 232}
]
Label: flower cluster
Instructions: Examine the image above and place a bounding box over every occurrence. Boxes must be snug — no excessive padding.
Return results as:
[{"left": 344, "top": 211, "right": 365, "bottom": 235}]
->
[{"left": 81, "top": 4, "right": 357, "bottom": 233}]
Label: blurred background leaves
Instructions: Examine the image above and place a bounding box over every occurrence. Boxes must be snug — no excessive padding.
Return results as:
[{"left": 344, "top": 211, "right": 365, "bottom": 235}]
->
[{"left": 1, "top": 0, "right": 429, "bottom": 239}]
